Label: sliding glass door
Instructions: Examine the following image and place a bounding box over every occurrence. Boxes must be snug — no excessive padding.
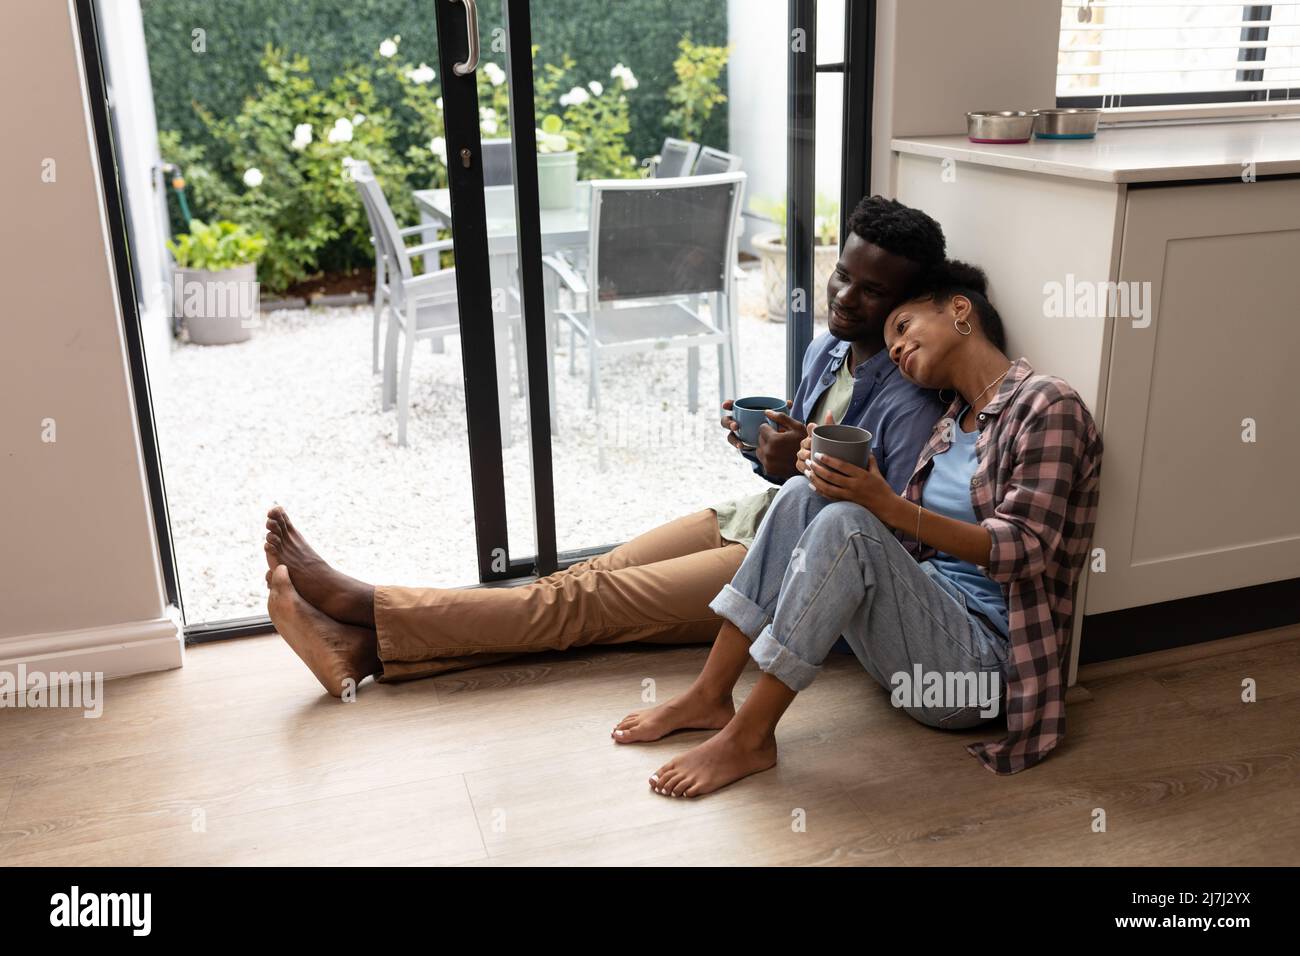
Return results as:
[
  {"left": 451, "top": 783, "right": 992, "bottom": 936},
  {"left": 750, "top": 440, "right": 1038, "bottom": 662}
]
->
[
  {"left": 80, "top": 0, "right": 868, "bottom": 634},
  {"left": 440, "top": 0, "right": 853, "bottom": 571}
]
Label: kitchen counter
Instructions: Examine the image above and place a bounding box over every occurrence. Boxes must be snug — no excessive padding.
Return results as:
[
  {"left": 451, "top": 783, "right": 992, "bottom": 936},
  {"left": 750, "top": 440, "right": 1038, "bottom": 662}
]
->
[{"left": 891, "top": 117, "right": 1300, "bottom": 184}]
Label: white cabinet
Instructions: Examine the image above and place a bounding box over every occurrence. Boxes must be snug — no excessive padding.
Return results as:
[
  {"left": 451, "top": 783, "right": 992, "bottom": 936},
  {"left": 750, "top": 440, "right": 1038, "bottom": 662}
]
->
[
  {"left": 1094, "top": 178, "right": 1300, "bottom": 613},
  {"left": 892, "top": 128, "right": 1300, "bottom": 669}
]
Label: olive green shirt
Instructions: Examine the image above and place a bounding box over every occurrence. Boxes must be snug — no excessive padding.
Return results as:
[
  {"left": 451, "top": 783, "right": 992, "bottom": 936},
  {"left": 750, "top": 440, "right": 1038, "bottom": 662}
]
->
[{"left": 713, "top": 356, "right": 857, "bottom": 548}]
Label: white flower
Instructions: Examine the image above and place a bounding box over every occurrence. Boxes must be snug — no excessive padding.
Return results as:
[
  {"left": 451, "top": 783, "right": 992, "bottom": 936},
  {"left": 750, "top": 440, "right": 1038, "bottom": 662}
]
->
[
  {"left": 379, "top": 37, "right": 398, "bottom": 58},
  {"left": 483, "top": 62, "right": 506, "bottom": 86},
  {"left": 291, "top": 122, "right": 313, "bottom": 150},
  {"left": 430, "top": 136, "right": 447, "bottom": 163},
  {"left": 406, "top": 62, "right": 436, "bottom": 84},
  {"left": 327, "top": 117, "right": 354, "bottom": 144},
  {"left": 352, "top": 113, "right": 366, "bottom": 126},
  {"left": 588, "top": 80, "right": 603, "bottom": 96},
  {"left": 482, "top": 118, "right": 498, "bottom": 135},
  {"left": 243, "top": 167, "right": 263, "bottom": 187},
  {"left": 611, "top": 63, "right": 638, "bottom": 89},
  {"left": 435, "top": 96, "right": 444, "bottom": 111},
  {"left": 479, "top": 106, "right": 499, "bottom": 135},
  {"left": 559, "top": 86, "right": 590, "bottom": 107}
]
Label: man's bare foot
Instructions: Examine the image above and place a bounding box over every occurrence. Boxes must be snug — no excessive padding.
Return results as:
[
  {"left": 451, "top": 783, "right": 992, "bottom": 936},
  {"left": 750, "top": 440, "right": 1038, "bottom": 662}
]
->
[
  {"left": 268, "top": 565, "right": 382, "bottom": 698},
  {"left": 611, "top": 686, "right": 735, "bottom": 744},
  {"left": 264, "top": 506, "right": 375, "bottom": 628},
  {"left": 648, "top": 725, "right": 778, "bottom": 798}
]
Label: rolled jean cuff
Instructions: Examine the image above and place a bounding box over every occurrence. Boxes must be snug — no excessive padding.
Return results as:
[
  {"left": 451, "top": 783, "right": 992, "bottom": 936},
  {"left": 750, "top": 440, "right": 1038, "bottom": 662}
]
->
[
  {"left": 708, "top": 583, "right": 770, "bottom": 641},
  {"left": 749, "top": 624, "right": 821, "bottom": 692}
]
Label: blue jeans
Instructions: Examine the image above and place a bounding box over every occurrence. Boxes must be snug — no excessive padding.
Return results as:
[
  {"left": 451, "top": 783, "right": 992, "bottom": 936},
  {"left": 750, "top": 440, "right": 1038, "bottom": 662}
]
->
[{"left": 709, "top": 478, "right": 1011, "bottom": 729}]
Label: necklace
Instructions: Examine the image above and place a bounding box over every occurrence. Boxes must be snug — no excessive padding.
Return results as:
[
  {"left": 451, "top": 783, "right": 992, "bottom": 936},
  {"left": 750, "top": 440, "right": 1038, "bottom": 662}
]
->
[{"left": 971, "top": 363, "right": 1013, "bottom": 412}]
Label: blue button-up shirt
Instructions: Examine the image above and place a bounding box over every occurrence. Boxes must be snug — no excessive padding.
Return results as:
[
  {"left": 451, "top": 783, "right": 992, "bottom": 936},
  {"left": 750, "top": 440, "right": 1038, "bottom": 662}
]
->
[{"left": 745, "top": 332, "right": 947, "bottom": 497}]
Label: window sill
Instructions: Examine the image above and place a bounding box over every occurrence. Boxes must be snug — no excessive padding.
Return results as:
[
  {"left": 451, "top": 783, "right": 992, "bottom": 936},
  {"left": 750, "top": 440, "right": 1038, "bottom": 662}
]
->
[{"left": 1096, "top": 101, "right": 1300, "bottom": 127}]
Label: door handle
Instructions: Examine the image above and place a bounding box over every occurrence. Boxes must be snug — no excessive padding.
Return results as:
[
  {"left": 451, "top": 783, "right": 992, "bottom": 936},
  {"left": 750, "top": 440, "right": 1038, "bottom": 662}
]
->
[{"left": 450, "top": 0, "right": 480, "bottom": 75}]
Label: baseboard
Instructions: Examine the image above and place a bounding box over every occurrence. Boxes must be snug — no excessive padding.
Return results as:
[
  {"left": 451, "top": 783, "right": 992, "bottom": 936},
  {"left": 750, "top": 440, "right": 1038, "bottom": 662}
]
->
[
  {"left": 1080, "top": 576, "right": 1300, "bottom": 664},
  {"left": 1077, "top": 622, "right": 1299, "bottom": 683},
  {"left": 0, "top": 612, "right": 184, "bottom": 685}
]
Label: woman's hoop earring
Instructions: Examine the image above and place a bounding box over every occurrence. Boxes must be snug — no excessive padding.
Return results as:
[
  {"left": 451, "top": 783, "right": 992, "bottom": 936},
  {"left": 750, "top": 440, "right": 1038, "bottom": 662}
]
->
[
  {"left": 939, "top": 388, "right": 957, "bottom": 405},
  {"left": 954, "top": 317, "right": 973, "bottom": 336}
]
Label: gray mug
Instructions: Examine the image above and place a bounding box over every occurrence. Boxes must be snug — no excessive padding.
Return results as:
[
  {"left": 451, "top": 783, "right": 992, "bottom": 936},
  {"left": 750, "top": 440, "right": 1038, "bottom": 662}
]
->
[
  {"left": 811, "top": 423, "right": 873, "bottom": 468},
  {"left": 732, "top": 396, "right": 788, "bottom": 448}
]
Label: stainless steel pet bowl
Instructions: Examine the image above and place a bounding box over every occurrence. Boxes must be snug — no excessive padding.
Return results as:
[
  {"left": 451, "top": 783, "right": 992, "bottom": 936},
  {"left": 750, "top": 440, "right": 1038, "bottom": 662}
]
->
[
  {"left": 1034, "top": 108, "right": 1101, "bottom": 139},
  {"left": 966, "top": 110, "right": 1036, "bottom": 144}
]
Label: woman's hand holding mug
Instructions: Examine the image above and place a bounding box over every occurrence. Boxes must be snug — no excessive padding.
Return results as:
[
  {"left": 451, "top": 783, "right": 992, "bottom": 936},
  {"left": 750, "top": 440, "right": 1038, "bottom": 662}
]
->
[
  {"left": 795, "top": 413, "right": 833, "bottom": 477},
  {"left": 802, "top": 413, "right": 898, "bottom": 518}
]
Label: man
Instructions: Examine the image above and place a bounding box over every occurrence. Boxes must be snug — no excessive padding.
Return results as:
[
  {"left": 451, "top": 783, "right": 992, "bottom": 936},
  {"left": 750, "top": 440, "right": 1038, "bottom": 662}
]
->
[{"left": 265, "top": 196, "right": 951, "bottom": 696}]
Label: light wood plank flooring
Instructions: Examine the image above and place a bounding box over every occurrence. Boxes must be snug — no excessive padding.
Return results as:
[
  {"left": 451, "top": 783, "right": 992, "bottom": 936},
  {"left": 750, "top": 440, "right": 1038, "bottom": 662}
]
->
[{"left": 1, "top": 629, "right": 1297, "bottom": 865}]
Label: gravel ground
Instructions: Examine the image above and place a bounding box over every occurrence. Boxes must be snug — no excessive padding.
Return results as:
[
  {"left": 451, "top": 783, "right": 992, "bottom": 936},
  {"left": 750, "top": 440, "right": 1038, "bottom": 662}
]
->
[{"left": 154, "top": 264, "right": 829, "bottom": 624}]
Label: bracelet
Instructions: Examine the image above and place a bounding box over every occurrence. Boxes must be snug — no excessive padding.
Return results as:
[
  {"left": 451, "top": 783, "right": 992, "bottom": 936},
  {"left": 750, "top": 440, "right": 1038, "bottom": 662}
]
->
[{"left": 915, "top": 503, "right": 923, "bottom": 550}]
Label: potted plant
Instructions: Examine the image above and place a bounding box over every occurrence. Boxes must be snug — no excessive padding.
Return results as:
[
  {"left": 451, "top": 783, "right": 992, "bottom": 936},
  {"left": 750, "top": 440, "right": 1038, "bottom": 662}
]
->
[
  {"left": 167, "top": 219, "right": 268, "bottom": 345},
  {"left": 751, "top": 194, "right": 840, "bottom": 323},
  {"left": 535, "top": 114, "right": 580, "bottom": 209}
]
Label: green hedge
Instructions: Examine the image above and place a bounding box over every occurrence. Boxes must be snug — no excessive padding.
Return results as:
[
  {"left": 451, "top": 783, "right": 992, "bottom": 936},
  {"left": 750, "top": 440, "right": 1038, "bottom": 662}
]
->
[{"left": 140, "top": 0, "right": 729, "bottom": 166}]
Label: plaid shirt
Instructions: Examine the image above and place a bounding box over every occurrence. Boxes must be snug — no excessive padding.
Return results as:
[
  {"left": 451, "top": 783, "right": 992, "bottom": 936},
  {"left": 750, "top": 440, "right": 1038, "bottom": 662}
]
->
[{"left": 895, "top": 358, "right": 1103, "bottom": 774}]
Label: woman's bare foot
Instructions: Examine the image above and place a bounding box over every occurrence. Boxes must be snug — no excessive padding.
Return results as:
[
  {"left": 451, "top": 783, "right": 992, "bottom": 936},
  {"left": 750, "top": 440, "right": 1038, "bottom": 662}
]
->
[
  {"left": 648, "top": 725, "right": 778, "bottom": 798},
  {"left": 611, "top": 685, "right": 735, "bottom": 744},
  {"left": 264, "top": 506, "right": 375, "bottom": 628},
  {"left": 268, "top": 565, "right": 382, "bottom": 698}
]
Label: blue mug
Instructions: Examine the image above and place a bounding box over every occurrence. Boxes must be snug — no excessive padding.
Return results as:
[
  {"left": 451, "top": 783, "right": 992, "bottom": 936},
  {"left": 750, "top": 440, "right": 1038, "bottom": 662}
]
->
[{"left": 732, "top": 396, "right": 789, "bottom": 448}]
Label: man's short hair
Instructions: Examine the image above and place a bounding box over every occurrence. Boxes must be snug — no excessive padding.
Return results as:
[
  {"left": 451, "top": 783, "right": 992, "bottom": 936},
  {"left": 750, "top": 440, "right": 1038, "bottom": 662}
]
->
[{"left": 845, "top": 195, "right": 947, "bottom": 279}]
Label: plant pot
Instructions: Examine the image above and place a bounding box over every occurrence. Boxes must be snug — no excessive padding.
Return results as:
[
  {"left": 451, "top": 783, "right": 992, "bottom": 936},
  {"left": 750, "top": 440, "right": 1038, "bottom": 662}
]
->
[
  {"left": 752, "top": 232, "right": 839, "bottom": 323},
  {"left": 537, "top": 150, "right": 578, "bottom": 209},
  {"left": 174, "top": 263, "right": 259, "bottom": 345}
]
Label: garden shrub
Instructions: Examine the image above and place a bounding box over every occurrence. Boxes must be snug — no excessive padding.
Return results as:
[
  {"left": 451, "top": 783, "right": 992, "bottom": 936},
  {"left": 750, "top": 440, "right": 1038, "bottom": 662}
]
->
[{"left": 143, "top": 0, "right": 730, "bottom": 291}]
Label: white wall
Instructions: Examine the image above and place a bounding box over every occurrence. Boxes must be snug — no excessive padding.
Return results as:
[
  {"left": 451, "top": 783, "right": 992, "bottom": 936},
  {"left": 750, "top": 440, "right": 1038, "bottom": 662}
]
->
[
  {"left": 871, "top": 0, "right": 1061, "bottom": 195},
  {"left": 0, "top": 0, "right": 182, "bottom": 677},
  {"left": 730, "top": 0, "right": 1060, "bottom": 239}
]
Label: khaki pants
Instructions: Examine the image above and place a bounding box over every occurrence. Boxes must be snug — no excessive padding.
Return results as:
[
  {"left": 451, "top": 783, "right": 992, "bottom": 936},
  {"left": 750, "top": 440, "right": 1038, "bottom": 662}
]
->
[{"left": 372, "top": 510, "right": 747, "bottom": 681}]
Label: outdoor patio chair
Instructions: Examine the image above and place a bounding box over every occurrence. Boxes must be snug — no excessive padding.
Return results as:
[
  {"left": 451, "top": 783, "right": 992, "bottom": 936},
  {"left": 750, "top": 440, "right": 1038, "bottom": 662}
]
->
[
  {"left": 351, "top": 160, "right": 452, "bottom": 375},
  {"left": 690, "top": 147, "right": 746, "bottom": 341},
  {"left": 542, "top": 171, "right": 746, "bottom": 468},
  {"left": 691, "top": 146, "right": 742, "bottom": 175},
  {"left": 650, "top": 137, "right": 700, "bottom": 178},
  {"left": 353, "top": 165, "right": 463, "bottom": 446}
]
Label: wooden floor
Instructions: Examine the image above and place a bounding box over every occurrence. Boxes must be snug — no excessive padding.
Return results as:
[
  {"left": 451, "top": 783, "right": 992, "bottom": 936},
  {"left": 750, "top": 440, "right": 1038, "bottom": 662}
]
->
[{"left": 2, "top": 628, "right": 1298, "bottom": 866}]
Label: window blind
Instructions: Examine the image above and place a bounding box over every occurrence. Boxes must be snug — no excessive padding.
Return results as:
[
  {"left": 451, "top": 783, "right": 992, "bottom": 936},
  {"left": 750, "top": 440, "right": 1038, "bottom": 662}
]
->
[{"left": 1058, "top": 1, "right": 1300, "bottom": 105}]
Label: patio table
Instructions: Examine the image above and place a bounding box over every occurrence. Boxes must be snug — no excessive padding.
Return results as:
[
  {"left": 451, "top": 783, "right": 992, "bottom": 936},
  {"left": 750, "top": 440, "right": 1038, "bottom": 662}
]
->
[
  {"left": 413, "top": 182, "right": 592, "bottom": 254},
  {"left": 412, "top": 184, "right": 592, "bottom": 446}
]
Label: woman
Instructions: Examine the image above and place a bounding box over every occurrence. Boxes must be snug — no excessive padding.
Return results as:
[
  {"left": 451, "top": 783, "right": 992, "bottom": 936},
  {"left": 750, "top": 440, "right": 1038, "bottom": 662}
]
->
[{"left": 612, "top": 260, "right": 1102, "bottom": 796}]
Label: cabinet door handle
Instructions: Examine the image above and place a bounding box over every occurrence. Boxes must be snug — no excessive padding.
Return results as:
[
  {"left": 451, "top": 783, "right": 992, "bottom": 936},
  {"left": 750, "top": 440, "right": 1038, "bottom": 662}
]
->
[{"left": 450, "top": 0, "right": 480, "bottom": 76}]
